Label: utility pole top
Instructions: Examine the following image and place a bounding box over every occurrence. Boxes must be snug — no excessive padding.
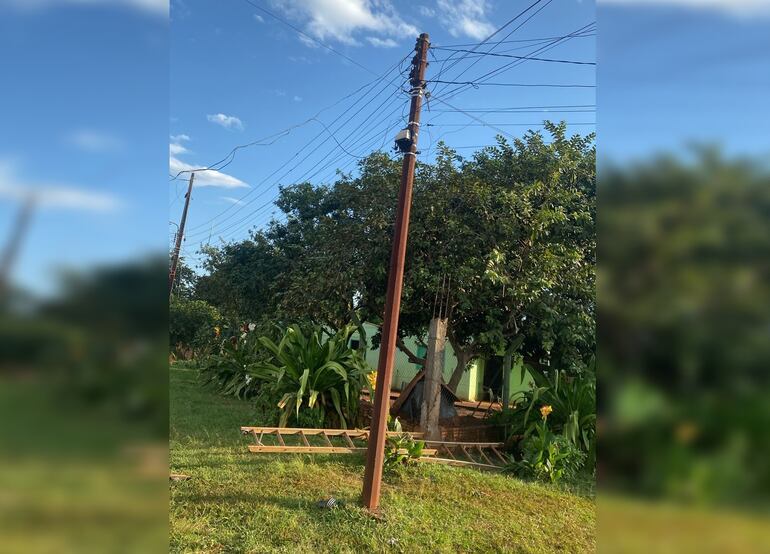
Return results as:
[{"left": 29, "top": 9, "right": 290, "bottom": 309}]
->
[{"left": 169, "top": 172, "right": 195, "bottom": 297}]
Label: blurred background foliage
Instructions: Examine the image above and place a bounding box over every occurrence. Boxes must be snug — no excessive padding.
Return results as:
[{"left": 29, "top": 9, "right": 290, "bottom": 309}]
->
[
  {"left": 0, "top": 257, "right": 168, "bottom": 552},
  {"left": 599, "top": 149, "right": 770, "bottom": 506},
  {"left": 1, "top": 256, "right": 168, "bottom": 438}
]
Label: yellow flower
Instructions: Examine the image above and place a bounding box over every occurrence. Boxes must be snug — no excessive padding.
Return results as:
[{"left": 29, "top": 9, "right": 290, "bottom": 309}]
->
[
  {"left": 367, "top": 371, "right": 377, "bottom": 392},
  {"left": 540, "top": 405, "right": 553, "bottom": 420},
  {"left": 675, "top": 421, "right": 698, "bottom": 444},
  {"left": 214, "top": 326, "right": 221, "bottom": 338}
]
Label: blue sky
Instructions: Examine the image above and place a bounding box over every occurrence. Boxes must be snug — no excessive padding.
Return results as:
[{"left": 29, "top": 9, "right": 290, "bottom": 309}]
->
[
  {"left": 598, "top": 0, "right": 770, "bottom": 162},
  {"left": 3, "top": 0, "right": 766, "bottom": 294},
  {"left": 0, "top": 0, "right": 168, "bottom": 295},
  {"left": 169, "top": 0, "right": 596, "bottom": 269}
]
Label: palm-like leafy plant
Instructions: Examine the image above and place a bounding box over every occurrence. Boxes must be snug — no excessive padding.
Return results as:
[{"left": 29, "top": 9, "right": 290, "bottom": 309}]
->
[{"left": 250, "top": 324, "right": 371, "bottom": 428}]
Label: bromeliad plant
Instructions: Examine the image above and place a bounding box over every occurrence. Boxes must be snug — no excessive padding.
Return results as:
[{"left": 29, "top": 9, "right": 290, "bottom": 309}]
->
[
  {"left": 249, "top": 324, "right": 371, "bottom": 428},
  {"left": 384, "top": 416, "right": 425, "bottom": 472}
]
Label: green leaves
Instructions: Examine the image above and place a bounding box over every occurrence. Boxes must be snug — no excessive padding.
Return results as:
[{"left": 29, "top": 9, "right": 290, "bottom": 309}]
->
[
  {"left": 248, "top": 324, "right": 371, "bottom": 429},
  {"left": 383, "top": 417, "right": 424, "bottom": 473},
  {"left": 197, "top": 127, "right": 595, "bottom": 393}
]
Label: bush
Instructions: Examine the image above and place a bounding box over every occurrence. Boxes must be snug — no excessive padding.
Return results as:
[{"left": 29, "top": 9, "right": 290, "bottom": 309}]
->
[
  {"left": 507, "top": 418, "right": 586, "bottom": 484},
  {"left": 169, "top": 298, "right": 221, "bottom": 358},
  {"left": 494, "top": 365, "right": 596, "bottom": 467},
  {"left": 249, "top": 324, "right": 372, "bottom": 428},
  {"left": 198, "top": 325, "right": 266, "bottom": 399}
]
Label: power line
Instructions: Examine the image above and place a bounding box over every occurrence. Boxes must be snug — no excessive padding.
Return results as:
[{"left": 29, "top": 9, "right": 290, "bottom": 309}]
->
[
  {"left": 431, "top": 0, "right": 551, "bottom": 90},
  {"left": 425, "top": 122, "right": 596, "bottom": 127},
  {"left": 200, "top": 87, "right": 416, "bottom": 245},
  {"left": 457, "top": 22, "right": 596, "bottom": 88},
  {"left": 430, "top": 108, "right": 595, "bottom": 114},
  {"left": 430, "top": 21, "right": 596, "bottom": 103},
  {"left": 196, "top": 102, "right": 408, "bottom": 244},
  {"left": 431, "top": 32, "right": 595, "bottom": 49},
  {"left": 432, "top": 0, "right": 556, "bottom": 97},
  {"left": 431, "top": 47, "right": 596, "bottom": 66},
  {"left": 183, "top": 53, "right": 411, "bottom": 234},
  {"left": 185, "top": 79, "right": 408, "bottom": 242},
  {"left": 171, "top": 52, "right": 411, "bottom": 184},
  {"left": 428, "top": 80, "right": 596, "bottom": 88},
  {"left": 432, "top": 104, "right": 594, "bottom": 110}
]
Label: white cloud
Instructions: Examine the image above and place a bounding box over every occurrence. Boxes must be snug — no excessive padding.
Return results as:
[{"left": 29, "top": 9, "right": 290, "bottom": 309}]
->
[
  {"left": 169, "top": 142, "right": 188, "bottom": 156},
  {"left": 168, "top": 135, "right": 248, "bottom": 189},
  {"left": 293, "top": 95, "right": 303, "bottom": 102},
  {"left": 366, "top": 36, "right": 398, "bottom": 47},
  {"left": 65, "top": 129, "right": 123, "bottom": 153},
  {"left": 272, "top": 0, "right": 418, "bottom": 45},
  {"left": 4, "top": 0, "right": 168, "bottom": 17},
  {"left": 221, "top": 196, "right": 245, "bottom": 205},
  {"left": 436, "top": 0, "right": 496, "bottom": 40},
  {"left": 253, "top": 13, "right": 264, "bottom": 22},
  {"left": 169, "top": 157, "right": 248, "bottom": 189},
  {"left": 598, "top": 0, "right": 770, "bottom": 16},
  {"left": 297, "top": 33, "right": 322, "bottom": 48},
  {"left": 170, "top": 134, "right": 190, "bottom": 156},
  {"left": 0, "top": 161, "right": 120, "bottom": 213},
  {"left": 418, "top": 5, "right": 435, "bottom": 17},
  {"left": 206, "top": 113, "right": 244, "bottom": 130}
]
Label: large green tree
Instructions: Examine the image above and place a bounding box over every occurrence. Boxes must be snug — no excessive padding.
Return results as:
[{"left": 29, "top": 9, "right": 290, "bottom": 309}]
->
[{"left": 196, "top": 123, "right": 596, "bottom": 390}]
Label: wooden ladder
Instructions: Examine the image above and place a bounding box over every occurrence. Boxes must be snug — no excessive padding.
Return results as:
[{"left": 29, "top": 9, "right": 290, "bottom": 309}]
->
[
  {"left": 418, "top": 440, "right": 508, "bottom": 471},
  {"left": 240, "top": 427, "right": 436, "bottom": 456}
]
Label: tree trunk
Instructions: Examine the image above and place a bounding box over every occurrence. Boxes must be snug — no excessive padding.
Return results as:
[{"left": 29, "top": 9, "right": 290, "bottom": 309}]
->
[
  {"left": 501, "top": 351, "right": 512, "bottom": 410},
  {"left": 350, "top": 310, "right": 368, "bottom": 356},
  {"left": 447, "top": 342, "right": 473, "bottom": 393}
]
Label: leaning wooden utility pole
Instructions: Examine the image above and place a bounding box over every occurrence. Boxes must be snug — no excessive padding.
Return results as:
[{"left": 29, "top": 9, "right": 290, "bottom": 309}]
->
[
  {"left": 362, "top": 32, "right": 430, "bottom": 513},
  {"left": 169, "top": 172, "right": 195, "bottom": 296}
]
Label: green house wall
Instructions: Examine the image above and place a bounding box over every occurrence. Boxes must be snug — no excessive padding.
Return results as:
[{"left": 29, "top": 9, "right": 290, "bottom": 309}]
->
[
  {"left": 351, "top": 323, "right": 532, "bottom": 403},
  {"left": 475, "top": 357, "right": 535, "bottom": 404}
]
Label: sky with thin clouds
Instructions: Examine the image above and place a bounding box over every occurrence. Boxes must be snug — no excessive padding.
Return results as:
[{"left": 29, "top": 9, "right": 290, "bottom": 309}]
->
[
  {"left": 0, "top": 0, "right": 167, "bottom": 294},
  {"left": 3, "top": 0, "right": 764, "bottom": 293},
  {"left": 170, "top": 0, "right": 596, "bottom": 269}
]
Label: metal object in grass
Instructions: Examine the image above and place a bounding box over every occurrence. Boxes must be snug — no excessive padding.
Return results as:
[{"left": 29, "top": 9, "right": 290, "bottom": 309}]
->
[{"left": 316, "top": 497, "right": 341, "bottom": 510}]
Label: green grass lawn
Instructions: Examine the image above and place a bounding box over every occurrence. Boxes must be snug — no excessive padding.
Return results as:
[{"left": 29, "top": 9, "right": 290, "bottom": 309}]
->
[{"left": 170, "top": 365, "right": 596, "bottom": 553}]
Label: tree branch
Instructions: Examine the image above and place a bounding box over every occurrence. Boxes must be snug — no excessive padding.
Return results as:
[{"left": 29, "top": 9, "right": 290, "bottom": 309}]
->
[{"left": 396, "top": 335, "right": 426, "bottom": 366}]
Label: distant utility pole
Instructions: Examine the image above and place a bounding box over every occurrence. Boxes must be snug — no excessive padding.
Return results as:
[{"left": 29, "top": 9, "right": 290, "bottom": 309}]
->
[
  {"left": 362, "top": 32, "right": 430, "bottom": 513},
  {"left": 0, "top": 193, "right": 35, "bottom": 298},
  {"left": 169, "top": 172, "right": 195, "bottom": 296}
]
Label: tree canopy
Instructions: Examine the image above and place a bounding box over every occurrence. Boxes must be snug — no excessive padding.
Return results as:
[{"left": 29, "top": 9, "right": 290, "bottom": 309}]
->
[{"left": 194, "top": 123, "right": 596, "bottom": 390}]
